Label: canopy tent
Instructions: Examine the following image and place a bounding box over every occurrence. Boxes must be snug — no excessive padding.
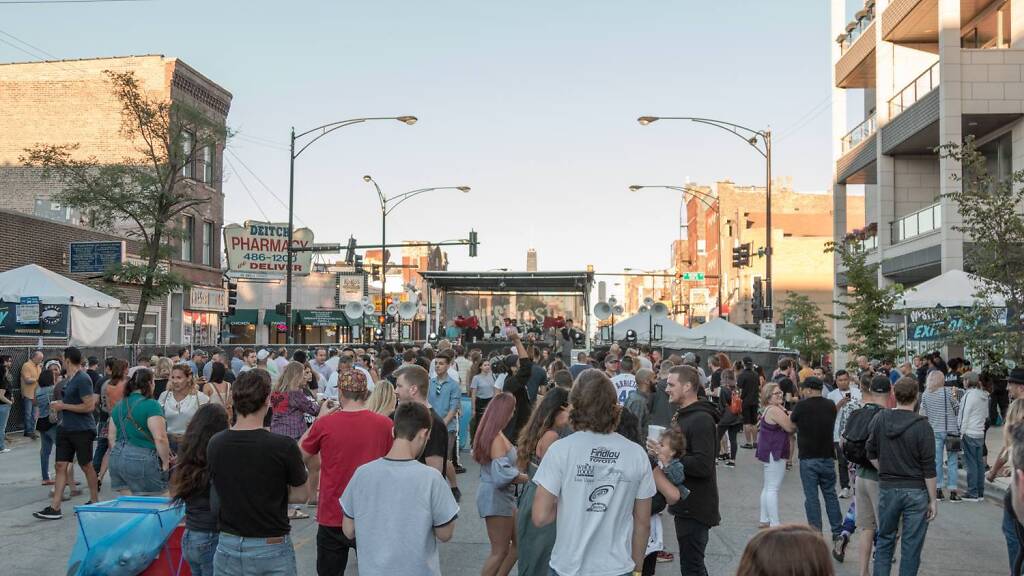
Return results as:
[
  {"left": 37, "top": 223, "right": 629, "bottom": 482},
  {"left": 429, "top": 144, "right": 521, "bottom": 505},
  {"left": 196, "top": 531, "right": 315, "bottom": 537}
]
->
[
  {"left": 687, "top": 317, "right": 771, "bottom": 351},
  {"left": 610, "top": 313, "right": 704, "bottom": 349},
  {"left": 0, "top": 264, "right": 120, "bottom": 345},
  {"left": 897, "top": 269, "right": 1005, "bottom": 309}
]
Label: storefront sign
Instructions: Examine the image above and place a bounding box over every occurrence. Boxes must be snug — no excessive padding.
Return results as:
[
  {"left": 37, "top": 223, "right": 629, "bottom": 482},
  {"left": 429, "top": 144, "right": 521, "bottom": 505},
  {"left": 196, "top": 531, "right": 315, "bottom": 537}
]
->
[
  {"left": 69, "top": 241, "right": 125, "bottom": 273},
  {"left": 223, "top": 221, "right": 314, "bottom": 278},
  {"left": 0, "top": 302, "right": 68, "bottom": 338},
  {"left": 17, "top": 297, "right": 40, "bottom": 325},
  {"left": 296, "top": 309, "right": 347, "bottom": 327},
  {"left": 337, "top": 273, "right": 366, "bottom": 304},
  {"left": 188, "top": 286, "right": 228, "bottom": 312}
]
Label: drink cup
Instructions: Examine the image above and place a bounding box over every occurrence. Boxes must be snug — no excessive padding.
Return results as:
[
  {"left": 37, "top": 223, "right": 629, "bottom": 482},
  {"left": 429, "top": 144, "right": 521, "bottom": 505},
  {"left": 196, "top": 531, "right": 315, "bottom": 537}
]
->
[{"left": 647, "top": 424, "right": 665, "bottom": 443}]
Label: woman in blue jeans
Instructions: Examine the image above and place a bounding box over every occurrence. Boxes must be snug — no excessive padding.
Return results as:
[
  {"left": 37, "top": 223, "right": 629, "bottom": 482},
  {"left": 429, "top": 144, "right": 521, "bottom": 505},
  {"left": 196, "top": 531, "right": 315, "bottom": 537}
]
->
[
  {"left": 170, "top": 403, "right": 229, "bottom": 576},
  {"left": 107, "top": 369, "right": 172, "bottom": 495},
  {"left": 919, "top": 371, "right": 961, "bottom": 501}
]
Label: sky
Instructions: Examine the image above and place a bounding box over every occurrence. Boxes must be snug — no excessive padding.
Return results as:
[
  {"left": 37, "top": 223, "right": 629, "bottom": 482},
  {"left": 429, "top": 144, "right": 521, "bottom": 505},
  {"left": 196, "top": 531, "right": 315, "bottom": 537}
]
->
[{"left": 1, "top": 0, "right": 837, "bottom": 299}]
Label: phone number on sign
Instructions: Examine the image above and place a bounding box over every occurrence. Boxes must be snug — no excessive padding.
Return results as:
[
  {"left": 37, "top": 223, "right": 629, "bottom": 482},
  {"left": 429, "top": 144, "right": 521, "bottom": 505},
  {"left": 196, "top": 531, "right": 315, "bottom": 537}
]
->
[{"left": 242, "top": 253, "right": 288, "bottom": 263}]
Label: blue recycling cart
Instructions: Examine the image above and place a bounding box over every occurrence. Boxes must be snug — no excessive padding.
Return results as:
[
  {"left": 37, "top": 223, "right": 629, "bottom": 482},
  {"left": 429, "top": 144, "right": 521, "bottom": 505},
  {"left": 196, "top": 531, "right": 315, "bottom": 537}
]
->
[
  {"left": 459, "top": 394, "right": 472, "bottom": 450},
  {"left": 67, "top": 496, "right": 185, "bottom": 576}
]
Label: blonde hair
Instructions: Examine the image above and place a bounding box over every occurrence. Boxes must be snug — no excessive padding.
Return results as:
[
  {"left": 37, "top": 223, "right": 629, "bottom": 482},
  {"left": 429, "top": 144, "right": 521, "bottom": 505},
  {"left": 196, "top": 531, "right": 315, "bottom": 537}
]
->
[
  {"left": 366, "top": 380, "right": 397, "bottom": 416},
  {"left": 761, "top": 382, "right": 780, "bottom": 408},
  {"left": 1005, "top": 399, "right": 1024, "bottom": 449},
  {"left": 438, "top": 339, "right": 452, "bottom": 351},
  {"left": 155, "top": 357, "right": 173, "bottom": 380},
  {"left": 275, "top": 361, "right": 307, "bottom": 393},
  {"left": 171, "top": 363, "right": 196, "bottom": 393},
  {"left": 925, "top": 370, "right": 945, "bottom": 392}
]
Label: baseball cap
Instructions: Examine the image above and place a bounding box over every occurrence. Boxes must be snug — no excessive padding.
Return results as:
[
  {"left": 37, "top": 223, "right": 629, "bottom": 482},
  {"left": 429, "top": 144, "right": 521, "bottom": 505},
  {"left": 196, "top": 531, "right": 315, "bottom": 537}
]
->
[
  {"left": 683, "top": 352, "right": 697, "bottom": 364},
  {"left": 868, "top": 375, "right": 892, "bottom": 394},
  {"left": 339, "top": 370, "right": 368, "bottom": 394},
  {"left": 1009, "top": 367, "right": 1024, "bottom": 384},
  {"left": 256, "top": 349, "right": 270, "bottom": 361}
]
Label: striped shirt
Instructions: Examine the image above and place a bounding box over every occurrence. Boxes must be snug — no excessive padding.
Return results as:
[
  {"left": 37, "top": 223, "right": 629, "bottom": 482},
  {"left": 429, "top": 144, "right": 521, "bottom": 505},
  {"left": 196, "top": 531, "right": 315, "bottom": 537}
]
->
[{"left": 919, "top": 387, "right": 960, "bottom": 434}]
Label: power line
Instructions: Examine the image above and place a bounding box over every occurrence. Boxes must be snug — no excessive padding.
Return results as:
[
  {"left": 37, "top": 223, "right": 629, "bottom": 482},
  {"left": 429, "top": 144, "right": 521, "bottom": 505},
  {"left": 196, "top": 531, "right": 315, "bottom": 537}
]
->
[
  {"left": 223, "top": 155, "right": 272, "bottom": 222},
  {"left": 225, "top": 147, "right": 308, "bottom": 227},
  {"left": 775, "top": 94, "right": 833, "bottom": 144},
  {"left": 0, "top": 0, "right": 152, "bottom": 4},
  {"left": 0, "top": 27, "right": 59, "bottom": 60}
]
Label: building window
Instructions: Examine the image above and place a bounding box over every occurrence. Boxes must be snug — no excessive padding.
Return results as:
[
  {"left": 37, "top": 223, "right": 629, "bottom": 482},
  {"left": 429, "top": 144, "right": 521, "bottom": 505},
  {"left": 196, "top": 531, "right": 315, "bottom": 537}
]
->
[
  {"left": 118, "top": 310, "right": 159, "bottom": 344},
  {"left": 202, "top": 221, "right": 213, "bottom": 266},
  {"left": 181, "top": 130, "right": 195, "bottom": 179},
  {"left": 201, "top": 145, "right": 214, "bottom": 184},
  {"left": 182, "top": 215, "right": 194, "bottom": 261}
]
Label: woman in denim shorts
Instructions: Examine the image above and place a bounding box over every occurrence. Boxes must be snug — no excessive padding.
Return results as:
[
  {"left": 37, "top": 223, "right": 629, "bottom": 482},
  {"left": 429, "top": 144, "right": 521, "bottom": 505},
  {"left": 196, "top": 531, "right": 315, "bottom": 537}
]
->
[
  {"left": 107, "top": 368, "right": 172, "bottom": 495},
  {"left": 170, "top": 403, "right": 229, "bottom": 576}
]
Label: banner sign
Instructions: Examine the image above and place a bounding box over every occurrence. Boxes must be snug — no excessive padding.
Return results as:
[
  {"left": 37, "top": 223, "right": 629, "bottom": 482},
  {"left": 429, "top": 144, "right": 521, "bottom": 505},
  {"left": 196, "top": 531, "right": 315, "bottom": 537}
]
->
[
  {"left": 69, "top": 241, "right": 125, "bottom": 274},
  {"left": 17, "top": 297, "right": 40, "bottom": 325},
  {"left": 0, "top": 302, "right": 68, "bottom": 338},
  {"left": 223, "top": 221, "right": 314, "bottom": 278},
  {"left": 906, "top": 306, "right": 1008, "bottom": 341}
]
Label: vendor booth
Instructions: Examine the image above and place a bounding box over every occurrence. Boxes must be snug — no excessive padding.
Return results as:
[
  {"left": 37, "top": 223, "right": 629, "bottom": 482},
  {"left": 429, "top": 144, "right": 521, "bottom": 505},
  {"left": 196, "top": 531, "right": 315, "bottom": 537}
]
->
[
  {"left": 609, "top": 313, "right": 704, "bottom": 348},
  {"left": 0, "top": 264, "right": 121, "bottom": 345},
  {"left": 687, "top": 317, "right": 771, "bottom": 351}
]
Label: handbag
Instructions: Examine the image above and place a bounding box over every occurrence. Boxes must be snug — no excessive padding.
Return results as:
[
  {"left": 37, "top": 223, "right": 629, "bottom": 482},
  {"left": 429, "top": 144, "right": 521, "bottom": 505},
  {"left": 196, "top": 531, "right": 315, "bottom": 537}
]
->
[{"left": 943, "top": 388, "right": 961, "bottom": 453}]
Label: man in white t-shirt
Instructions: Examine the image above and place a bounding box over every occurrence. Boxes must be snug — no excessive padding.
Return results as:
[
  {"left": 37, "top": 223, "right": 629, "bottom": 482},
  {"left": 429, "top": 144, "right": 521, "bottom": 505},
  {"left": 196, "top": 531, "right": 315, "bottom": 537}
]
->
[
  {"left": 826, "top": 369, "right": 861, "bottom": 498},
  {"left": 611, "top": 356, "right": 638, "bottom": 405},
  {"left": 532, "top": 370, "right": 655, "bottom": 576}
]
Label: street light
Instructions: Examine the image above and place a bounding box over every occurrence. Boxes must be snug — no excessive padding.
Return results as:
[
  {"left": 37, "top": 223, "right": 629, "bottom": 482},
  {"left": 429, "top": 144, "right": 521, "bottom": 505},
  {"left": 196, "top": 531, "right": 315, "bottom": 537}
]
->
[
  {"left": 362, "top": 175, "right": 470, "bottom": 339},
  {"left": 637, "top": 115, "right": 774, "bottom": 320},
  {"left": 630, "top": 184, "right": 724, "bottom": 318},
  {"left": 285, "top": 116, "right": 416, "bottom": 343}
]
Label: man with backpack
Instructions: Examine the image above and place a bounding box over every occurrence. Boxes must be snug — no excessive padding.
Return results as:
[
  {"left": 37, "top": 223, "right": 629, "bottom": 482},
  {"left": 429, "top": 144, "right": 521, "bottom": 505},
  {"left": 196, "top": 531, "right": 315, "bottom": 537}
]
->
[{"left": 841, "top": 375, "right": 890, "bottom": 576}]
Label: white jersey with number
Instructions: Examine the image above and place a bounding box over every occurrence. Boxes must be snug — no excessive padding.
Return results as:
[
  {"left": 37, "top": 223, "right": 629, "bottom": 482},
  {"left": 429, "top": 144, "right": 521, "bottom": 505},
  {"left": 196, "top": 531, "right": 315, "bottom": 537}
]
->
[{"left": 611, "top": 373, "right": 637, "bottom": 405}]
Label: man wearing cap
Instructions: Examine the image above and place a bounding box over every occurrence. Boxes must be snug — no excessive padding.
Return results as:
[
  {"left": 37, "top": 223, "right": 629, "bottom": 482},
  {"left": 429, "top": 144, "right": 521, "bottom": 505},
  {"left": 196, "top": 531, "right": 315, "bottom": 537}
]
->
[
  {"left": 301, "top": 369, "right": 394, "bottom": 574},
  {"left": 603, "top": 354, "right": 621, "bottom": 379},
  {"left": 790, "top": 376, "right": 844, "bottom": 553}
]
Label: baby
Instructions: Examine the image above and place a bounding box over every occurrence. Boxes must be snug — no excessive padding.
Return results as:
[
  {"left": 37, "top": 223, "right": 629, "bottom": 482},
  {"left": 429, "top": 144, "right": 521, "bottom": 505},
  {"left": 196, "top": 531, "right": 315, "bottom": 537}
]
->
[{"left": 656, "top": 428, "right": 690, "bottom": 501}]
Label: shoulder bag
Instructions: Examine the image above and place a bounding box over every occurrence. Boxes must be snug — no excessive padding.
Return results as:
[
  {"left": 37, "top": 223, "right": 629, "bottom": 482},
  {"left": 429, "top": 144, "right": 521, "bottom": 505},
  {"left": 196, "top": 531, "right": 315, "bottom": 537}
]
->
[{"left": 943, "top": 388, "right": 961, "bottom": 453}]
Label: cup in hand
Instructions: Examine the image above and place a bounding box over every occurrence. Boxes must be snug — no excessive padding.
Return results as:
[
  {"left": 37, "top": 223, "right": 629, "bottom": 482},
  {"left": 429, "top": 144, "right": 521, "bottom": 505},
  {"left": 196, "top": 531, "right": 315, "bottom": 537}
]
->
[{"left": 647, "top": 424, "right": 666, "bottom": 443}]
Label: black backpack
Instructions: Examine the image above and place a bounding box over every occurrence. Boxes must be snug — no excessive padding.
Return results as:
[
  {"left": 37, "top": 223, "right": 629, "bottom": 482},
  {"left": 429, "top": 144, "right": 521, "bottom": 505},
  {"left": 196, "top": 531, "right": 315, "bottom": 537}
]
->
[{"left": 842, "top": 404, "right": 882, "bottom": 469}]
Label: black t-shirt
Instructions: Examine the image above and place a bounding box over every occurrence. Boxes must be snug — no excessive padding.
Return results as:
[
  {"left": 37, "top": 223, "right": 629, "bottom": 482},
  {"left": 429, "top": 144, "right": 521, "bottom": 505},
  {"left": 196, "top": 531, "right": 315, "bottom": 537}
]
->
[
  {"left": 738, "top": 369, "right": 760, "bottom": 406},
  {"left": 207, "top": 428, "right": 307, "bottom": 537},
  {"left": 777, "top": 378, "right": 798, "bottom": 409},
  {"left": 790, "top": 396, "right": 837, "bottom": 459},
  {"left": 389, "top": 407, "right": 448, "bottom": 471}
]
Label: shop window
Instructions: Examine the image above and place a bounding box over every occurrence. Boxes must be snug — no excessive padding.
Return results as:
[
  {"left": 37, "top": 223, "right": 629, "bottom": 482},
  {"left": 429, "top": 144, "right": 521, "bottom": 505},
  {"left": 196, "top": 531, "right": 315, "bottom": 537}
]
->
[{"left": 118, "top": 311, "right": 159, "bottom": 344}]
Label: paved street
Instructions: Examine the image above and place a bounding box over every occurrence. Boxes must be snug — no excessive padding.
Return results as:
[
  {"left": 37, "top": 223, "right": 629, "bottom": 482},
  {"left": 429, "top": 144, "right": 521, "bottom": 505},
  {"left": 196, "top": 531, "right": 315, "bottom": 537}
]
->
[{"left": 0, "top": 434, "right": 1009, "bottom": 576}]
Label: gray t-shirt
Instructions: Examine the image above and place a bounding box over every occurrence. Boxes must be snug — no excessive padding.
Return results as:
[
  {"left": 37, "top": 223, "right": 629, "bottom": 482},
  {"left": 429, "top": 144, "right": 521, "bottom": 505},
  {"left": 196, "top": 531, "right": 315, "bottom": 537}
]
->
[
  {"left": 471, "top": 374, "right": 497, "bottom": 400},
  {"left": 341, "top": 458, "right": 459, "bottom": 576}
]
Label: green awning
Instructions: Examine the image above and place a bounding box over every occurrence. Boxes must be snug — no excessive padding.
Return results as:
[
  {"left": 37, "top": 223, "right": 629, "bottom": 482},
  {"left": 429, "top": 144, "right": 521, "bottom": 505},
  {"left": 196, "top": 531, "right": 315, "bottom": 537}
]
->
[
  {"left": 226, "top": 309, "right": 258, "bottom": 325},
  {"left": 296, "top": 309, "right": 348, "bottom": 327},
  {"left": 262, "top": 309, "right": 287, "bottom": 325}
]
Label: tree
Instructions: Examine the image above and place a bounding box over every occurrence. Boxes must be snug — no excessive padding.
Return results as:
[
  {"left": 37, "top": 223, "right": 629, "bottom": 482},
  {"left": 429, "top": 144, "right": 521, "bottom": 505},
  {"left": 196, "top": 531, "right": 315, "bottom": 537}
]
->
[
  {"left": 776, "top": 292, "right": 834, "bottom": 364},
  {"left": 938, "top": 137, "right": 1024, "bottom": 365},
  {"left": 826, "top": 233, "right": 904, "bottom": 363},
  {"left": 23, "top": 71, "right": 227, "bottom": 343}
]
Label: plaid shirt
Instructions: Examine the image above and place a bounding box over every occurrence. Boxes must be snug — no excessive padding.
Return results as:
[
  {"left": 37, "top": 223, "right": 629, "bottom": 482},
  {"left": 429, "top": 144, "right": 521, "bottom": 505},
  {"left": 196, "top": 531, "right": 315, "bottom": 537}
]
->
[{"left": 270, "top": 390, "right": 318, "bottom": 440}]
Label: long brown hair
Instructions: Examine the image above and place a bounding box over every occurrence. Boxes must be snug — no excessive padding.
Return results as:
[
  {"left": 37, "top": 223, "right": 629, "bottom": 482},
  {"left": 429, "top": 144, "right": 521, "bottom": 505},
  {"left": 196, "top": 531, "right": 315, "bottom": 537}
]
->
[
  {"left": 170, "top": 403, "right": 229, "bottom": 502},
  {"left": 736, "top": 525, "right": 834, "bottom": 576},
  {"left": 570, "top": 369, "right": 620, "bottom": 433},
  {"left": 517, "top": 386, "right": 569, "bottom": 470},
  {"left": 472, "top": 393, "right": 516, "bottom": 465}
]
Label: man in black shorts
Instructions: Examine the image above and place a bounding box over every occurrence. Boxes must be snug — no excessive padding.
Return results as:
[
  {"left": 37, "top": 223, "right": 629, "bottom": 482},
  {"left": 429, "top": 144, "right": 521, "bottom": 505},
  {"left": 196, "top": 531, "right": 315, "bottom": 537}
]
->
[
  {"left": 393, "top": 364, "right": 454, "bottom": 499},
  {"left": 34, "top": 347, "right": 100, "bottom": 520},
  {"left": 738, "top": 357, "right": 761, "bottom": 449}
]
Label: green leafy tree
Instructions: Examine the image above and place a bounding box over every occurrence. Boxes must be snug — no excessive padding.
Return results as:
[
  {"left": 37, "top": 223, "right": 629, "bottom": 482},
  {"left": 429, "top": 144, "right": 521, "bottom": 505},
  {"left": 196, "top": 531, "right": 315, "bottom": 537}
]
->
[
  {"left": 777, "top": 292, "right": 834, "bottom": 364},
  {"left": 938, "top": 137, "right": 1024, "bottom": 365},
  {"left": 826, "top": 236, "right": 904, "bottom": 363},
  {"left": 22, "top": 71, "right": 227, "bottom": 343}
]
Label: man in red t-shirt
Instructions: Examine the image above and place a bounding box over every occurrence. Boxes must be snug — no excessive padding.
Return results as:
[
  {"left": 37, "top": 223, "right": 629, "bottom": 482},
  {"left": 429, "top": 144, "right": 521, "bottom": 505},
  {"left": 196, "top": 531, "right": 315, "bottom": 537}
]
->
[{"left": 301, "top": 370, "right": 394, "bottom": 574}]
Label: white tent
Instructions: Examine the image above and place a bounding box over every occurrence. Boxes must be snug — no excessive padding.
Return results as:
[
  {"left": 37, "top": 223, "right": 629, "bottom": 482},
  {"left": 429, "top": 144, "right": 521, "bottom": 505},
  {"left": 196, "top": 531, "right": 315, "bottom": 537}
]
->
[
  {"left": 610, "top": 313, "right": 704, "bottom": 348},
  {"left": 688, "top": 317, "right": 771, "bottom": 351},
  {"left": 898, "top": 269, "right": 1005, "bottom": 309},
  {"left": 0, "top": 264, "right": 121, "bottom": 345}
]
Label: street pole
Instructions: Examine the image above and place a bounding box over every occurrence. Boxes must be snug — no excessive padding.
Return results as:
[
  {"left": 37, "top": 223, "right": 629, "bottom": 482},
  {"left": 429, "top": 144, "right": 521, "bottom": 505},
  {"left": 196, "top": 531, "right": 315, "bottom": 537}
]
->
[
  {"left": 286, "top": 127, "right": 296, "bottom": 344},
  {"left": 764, "top": 129, "right": 773, "bottom": 320},
  {"left": 381, "top": 206, "right": 387, "bottom": 339}
]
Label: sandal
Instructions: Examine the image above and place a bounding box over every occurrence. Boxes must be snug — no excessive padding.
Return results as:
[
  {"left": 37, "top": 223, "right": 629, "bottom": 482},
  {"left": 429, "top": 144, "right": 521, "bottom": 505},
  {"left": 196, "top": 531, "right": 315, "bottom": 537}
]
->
[
  {"left": 41, "top": 480, "right": 55, "bottom": 486},
  {"left": 786, "top": 462, "right": 793, "bottom": 471},
  {"left": 288, "top": 509, "right": 310, "bottom": 520}
]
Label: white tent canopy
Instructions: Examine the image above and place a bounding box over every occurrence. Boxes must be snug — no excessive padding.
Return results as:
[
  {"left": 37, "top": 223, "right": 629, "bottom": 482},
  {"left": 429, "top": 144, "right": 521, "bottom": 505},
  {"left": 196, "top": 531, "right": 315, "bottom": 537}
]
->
[
  {"left": 688, "top": 317, "right": 771, "bottom": 351},
  {"left": 897, "top": 269, "right": 1005, "bottom": 310},
  {"left": 611, "top": 313, "right": 704, "bottom": 348},
  {"left": 0, "top": 264, "right": 121, "bottom": 345}
]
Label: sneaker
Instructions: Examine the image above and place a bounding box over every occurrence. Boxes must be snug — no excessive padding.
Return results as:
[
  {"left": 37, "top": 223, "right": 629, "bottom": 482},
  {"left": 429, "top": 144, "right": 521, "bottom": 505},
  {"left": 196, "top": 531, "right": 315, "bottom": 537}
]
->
[
  {"left": 454, "top": 464, "right": 467, "bottom": 474},
  {"left": 33, "top": 506, "right": 62, "bottom": 520},
  {"left": 832, "top": 533, "right": 849, "bottom": 563},
  {"left": 451, "top": 487, "right": 461, "bottom": 503},
  {"left": 839, "top": 487, "right": 850, "bottom": 499},
  {"left": 725, "top": 460, "right": 736, "bottom": 467},
  {"left": 0, "top": 448, "right": 10, "bottom": 454},
  {"left": 949, "top": 491, "right": 962, "bottom": 502},
  {"left": 656, "top": 551, "right": 674, "bottom": 563},
  {"left": 962, "top": 496, "right": 984, "bottom": 502},
  {"left": 936, "top": 489, "right": 944, "bottom": 501},
  {"left": 717, "top": 453, "right": 729, "bottom": 461},
  {"left": 741, "top": 443, "right": 754, "bottom": 449}
]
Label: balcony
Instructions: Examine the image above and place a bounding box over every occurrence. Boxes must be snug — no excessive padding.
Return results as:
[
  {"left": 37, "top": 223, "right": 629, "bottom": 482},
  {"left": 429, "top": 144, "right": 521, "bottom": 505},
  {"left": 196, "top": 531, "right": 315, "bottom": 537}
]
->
[
  {"left": 841, "top": 114, "right": 877, "bottom": 153},
  {"left": 889, "top": 62, "right": 940, "bottom": 118},
  {"left": 836, "top": 13, "right": 877, "bottom": 88},
  {"left": 891, "top": 202, "right": 941, "bottom": 244}
]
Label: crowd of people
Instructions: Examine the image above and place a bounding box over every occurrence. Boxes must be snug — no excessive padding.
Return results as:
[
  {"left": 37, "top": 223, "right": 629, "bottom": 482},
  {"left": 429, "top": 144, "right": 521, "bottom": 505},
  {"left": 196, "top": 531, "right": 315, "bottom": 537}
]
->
[{"left": 0, "top": 337, "right": 1017, "bottom": 576}]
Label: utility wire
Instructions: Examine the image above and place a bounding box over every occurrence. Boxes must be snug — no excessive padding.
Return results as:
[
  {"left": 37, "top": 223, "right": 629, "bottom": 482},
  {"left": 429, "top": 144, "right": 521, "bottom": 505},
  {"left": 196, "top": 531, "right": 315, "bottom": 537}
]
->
[
  {"left": 225, "top": 147, "right": 308, "bottom": 227},
  {"left": 223, "top": 155, "right": 272, "bottom": 222},
  {"left": 0, "top": 0, "right": 152, "bottom": 4}
]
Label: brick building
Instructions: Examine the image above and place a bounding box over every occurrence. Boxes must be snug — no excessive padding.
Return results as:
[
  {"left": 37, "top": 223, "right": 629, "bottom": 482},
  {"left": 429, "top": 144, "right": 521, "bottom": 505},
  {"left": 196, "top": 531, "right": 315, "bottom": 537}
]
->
[{"left": 0, "top": 55, "right": 232, "bottom": 345}]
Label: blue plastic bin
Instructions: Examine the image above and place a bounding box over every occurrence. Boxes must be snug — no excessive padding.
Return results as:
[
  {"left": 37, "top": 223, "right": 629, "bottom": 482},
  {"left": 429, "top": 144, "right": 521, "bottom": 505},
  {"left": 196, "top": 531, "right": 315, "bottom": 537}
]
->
[
  {"left": 459, "top": 394, "right": 472, "bottom": 450},
  {"left": 67, "top": 496, "right": 185, "bottom": 576}
]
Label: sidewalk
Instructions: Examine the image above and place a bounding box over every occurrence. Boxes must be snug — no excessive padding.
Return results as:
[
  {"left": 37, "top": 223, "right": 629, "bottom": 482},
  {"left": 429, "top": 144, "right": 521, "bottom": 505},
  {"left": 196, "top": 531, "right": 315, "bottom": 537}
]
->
[{"left": 959, "top": 426, "right": 1011, "bottom": 505}]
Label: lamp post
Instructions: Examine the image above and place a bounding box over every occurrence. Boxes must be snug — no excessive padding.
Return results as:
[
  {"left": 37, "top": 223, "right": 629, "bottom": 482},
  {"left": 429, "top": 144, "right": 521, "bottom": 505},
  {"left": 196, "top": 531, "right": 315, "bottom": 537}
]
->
[
  {"left": 630, "top": 184, "right": 724, "bottom": 319},
  {"left": 362, "top": 175, "right": 470, "bottom": 340},
  {"left": 285, "top": 116, "right": 416, "bottom": 343},
  {"left": 637, "top": 115, "right": 773, "bottom": 320}
]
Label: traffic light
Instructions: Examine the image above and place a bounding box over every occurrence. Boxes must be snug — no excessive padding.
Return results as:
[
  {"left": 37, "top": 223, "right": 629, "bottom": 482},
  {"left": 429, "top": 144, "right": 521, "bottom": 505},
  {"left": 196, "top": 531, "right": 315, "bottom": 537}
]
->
[
  {"left": 274, "top": 302, "right": 288, "bottom": 315},
  {"left": 752, "top": 275, "right": 764, "bottom": 321},
  {"left": 354, "top": 255, "right": 364, "bottom": 274},
  {"left": 226, "top": 281, "right": 238, "bottom": 316},
  {"left": 468, "top": 229, "right": 478, "bottom": 257},
  {"left": 386, "top": 296, "right": 394, "bottom": 306},
  {"left": 344, "top": 236, "right": 357, "bottom": 265},
  {"left": 739, "top": 243, "right": 751, "bottom": 267},
  {"left": 732, "top": 246, "right": 743, "bottom": 268},
  {"left": 371, "top": 264, "right": 380, "bottom": 281}
]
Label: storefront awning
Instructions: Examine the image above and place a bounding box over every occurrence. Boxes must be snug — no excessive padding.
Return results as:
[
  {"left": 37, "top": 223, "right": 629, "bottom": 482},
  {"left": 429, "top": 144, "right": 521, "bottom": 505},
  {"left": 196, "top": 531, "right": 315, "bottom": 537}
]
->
[
  {"left": 262, "top": 310, "right": 287, "bottom": 325},
  {"left": 226, "top": 309, "right": 258, "bottom": 325},
  {"left": 296, "top": 309, "right": 349, "bottom": 327}
]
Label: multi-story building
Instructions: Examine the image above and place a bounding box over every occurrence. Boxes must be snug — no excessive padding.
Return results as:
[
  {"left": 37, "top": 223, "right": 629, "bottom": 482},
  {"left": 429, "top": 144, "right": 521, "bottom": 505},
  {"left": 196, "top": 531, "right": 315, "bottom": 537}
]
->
[
  {"left": 526, "top": 248, "right": 538, "bottom": 272},
  {"left": 830, "top": 0, "right": 1018, "bottom": 361},
  {"left": 0, "top": 55, "right": 232, "bottom": 346}
]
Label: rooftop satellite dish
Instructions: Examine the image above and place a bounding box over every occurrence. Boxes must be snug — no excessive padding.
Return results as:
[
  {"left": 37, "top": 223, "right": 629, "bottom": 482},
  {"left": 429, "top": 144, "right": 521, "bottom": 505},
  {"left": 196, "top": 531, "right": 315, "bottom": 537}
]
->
[
  {"left": 651, "top": 302, "right": 670, "bottom": 318},
  {"left": 594, "top": 302, "right": 612, "bottom": 320},
  {"left": 398, "top": 301, "right": 417, "bottom": 320},
  {"left": 344, "top": 301, "right": 364, "bottom": 320}
]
